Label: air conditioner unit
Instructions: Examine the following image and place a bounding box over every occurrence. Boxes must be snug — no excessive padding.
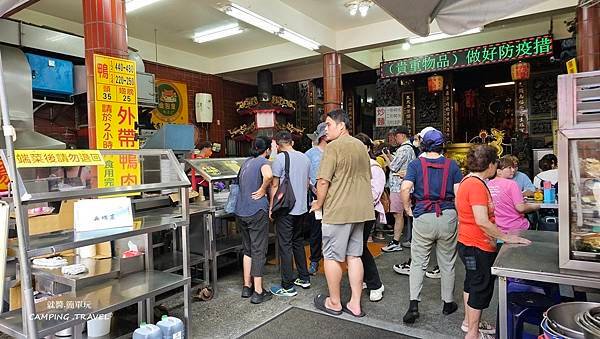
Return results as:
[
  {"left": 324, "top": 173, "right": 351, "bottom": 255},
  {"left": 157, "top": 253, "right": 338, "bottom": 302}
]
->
[{"left": 195, "top": 93, "right": 213, "bottom": 123}]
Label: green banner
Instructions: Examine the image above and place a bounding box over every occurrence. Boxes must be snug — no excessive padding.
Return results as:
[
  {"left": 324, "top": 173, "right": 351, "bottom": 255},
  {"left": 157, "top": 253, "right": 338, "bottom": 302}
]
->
[{"left": 380, "top": 35, "right": 553, "bottom": 78}]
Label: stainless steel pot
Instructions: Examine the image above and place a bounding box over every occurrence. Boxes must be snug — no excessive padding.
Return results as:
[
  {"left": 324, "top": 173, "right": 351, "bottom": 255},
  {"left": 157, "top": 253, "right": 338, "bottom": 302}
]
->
[{"left": 546, "top": 302, "right": 600, "bottom": 339}]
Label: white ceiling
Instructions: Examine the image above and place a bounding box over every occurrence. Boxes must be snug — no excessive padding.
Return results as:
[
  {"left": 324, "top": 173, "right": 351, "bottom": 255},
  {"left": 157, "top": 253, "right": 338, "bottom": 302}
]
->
[
  {"left": 10, "top": 0, "right": 577, "bottom": 78},
  {"left": 279, "top": 0, "right": 391, "bottom": 30}
]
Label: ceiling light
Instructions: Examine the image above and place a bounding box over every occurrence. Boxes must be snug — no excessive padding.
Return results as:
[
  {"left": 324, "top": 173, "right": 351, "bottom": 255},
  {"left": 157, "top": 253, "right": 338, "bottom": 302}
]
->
[
  {"left": 408, "top": 27, "right": 482, "bottom": 44},
  {"left": 193, "top": 23, "right": 244, "bottom": 44},
  {"left": 401, "top": 42, "right": 411, "bottom": 50},
  {"left": 276, "top": 29, "right": 320, "bottom": 51},
  {"left": 348, "top": 4, "right": 358, "bottom": 16},
  {"left": 484, "top": 81, "right": 515, "bottom": 88},
  {"left": 221, "top": 3, "right": 321, "bottom": 51},
  {"left": 358, "top": 1, "right": 371, "bottom": 17},
  {"left": 125, "top": 0, "right": 161, "bottom": 13}
]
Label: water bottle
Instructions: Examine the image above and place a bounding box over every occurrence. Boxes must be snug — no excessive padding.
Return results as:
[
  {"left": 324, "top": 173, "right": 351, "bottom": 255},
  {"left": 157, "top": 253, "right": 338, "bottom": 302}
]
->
[
  {"left": 133, "top": 323, "right": 162, "bottom": 339},
  {"left": 157, "top": 315, "right": 184, "bottom": 339},
  {"left": 543, "top": 181, "right": 555, "bottom": 203}
]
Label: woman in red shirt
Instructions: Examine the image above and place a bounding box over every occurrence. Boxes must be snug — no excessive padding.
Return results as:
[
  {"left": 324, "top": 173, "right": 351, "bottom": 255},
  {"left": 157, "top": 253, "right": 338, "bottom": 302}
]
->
[{"left": 456, "top": 145, "right": 531, "bottom": 339}]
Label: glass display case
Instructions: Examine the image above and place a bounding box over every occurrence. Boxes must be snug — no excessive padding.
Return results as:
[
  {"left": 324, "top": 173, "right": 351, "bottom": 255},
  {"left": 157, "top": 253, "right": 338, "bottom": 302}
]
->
[
  {"left": 186, "top": 157, "right": 248, "bottom": 209},
  {"left": 558, "top": 70, "right": 600, "bottom": 273}
]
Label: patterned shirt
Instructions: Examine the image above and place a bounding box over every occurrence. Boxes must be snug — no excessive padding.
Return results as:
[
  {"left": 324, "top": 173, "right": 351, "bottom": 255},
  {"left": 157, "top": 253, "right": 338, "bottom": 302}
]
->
[{"left": 388, "top": 141, "right": 416, "bottom": 193}]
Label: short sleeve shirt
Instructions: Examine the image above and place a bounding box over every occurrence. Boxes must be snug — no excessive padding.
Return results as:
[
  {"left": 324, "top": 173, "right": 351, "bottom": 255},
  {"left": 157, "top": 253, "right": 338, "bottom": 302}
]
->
[
  {"left": 488, "top": 177, "right": 529, "bottom": 233},
  {"left": 272, "top": 150, "right": 311, "bottom": 215},
  {"left": 305, "top": 146, "right": 324, "bottom": 186},
  {"left": 456, "top": 176, "right": 497, "bottom": 252},
  {"left": 318, "top": 135, "right": 375, "bottom": 224},
  {"left": 404, "top": 157, "right": 463, "bottom": 218},
  {"left": 388, "top": 142, "right": 416, "bottom": 193},
  {"left": 512, "top": 171, "right": 536, "bottom": 192}
]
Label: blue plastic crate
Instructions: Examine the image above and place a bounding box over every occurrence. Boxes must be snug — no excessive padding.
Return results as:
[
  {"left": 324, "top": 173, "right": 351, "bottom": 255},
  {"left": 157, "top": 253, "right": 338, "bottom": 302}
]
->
[{"left": 25, "top": 53, "right": 74, "bottom": 96}]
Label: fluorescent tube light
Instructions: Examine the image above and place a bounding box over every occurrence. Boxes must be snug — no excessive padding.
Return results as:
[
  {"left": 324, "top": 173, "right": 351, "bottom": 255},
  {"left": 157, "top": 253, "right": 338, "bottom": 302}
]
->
[
  {"left": 277, "top": 30, "right": 320, "bottom": 50},
  {"left": 223, "top": 3, "right": 280, "bottom": 34},
  {"left": 409, "top": 27, "right": 482, "bottom": 44},
  {"left": 126, "top": 0, "right": 161, "bottom": 13},
  {"left": 193, "top": 24, "right": 244, "bottom": 44},
  {"left": 484, "top": 81, "right": 515, "bottom": 88},
  {"left": 222, "top": 3, "right": 321, "bottom": 51}
]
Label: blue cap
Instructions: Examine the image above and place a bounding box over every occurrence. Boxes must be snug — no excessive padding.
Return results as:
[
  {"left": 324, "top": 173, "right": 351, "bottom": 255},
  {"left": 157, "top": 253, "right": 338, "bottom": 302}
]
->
[{"left": 422, "top": 129, "right": 444, "bottom": 151}]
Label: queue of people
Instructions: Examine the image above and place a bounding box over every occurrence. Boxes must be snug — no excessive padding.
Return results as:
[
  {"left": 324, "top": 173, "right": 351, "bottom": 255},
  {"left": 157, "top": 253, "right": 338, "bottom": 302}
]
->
[{"left": 233, "top": 109, "right": 548, "bottom": 338}]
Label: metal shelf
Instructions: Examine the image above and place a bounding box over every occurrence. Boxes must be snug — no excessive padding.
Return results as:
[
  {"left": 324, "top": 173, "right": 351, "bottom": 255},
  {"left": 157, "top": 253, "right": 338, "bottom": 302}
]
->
[
  {"left": 154, "top": 251, "right": 204, "bottom": 273},
  {"left": 22, "top": 215, "right": 187, "bottom": 258},
  {"left": 31, "top": 257, "right": 120, "bottom": 290},
  {"left": 0, "top": 271, "right": 188, "bottom": 339}
]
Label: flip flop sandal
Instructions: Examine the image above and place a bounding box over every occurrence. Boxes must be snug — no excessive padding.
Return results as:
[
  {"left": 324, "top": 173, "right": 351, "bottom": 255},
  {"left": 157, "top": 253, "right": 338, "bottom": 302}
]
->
[
  {"left": 314, "top": 294, "right": 342, "bottom": 316},
  {"left": 342, "top": 304, "right": 366, "bottom": 318}
]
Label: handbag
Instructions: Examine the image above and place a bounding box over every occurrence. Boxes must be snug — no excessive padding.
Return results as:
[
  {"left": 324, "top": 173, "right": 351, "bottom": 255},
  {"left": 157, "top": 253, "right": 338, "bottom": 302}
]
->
[
  {"left": 224, "top": 161, "right": 245, "bottom": 214},
  {"left": 271, "top": 151, "right": 296, "bottom": 218}
]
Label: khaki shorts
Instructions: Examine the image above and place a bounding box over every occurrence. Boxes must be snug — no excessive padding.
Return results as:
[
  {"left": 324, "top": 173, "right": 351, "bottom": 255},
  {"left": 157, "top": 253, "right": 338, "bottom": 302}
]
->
[{"left": 322, "top": 222, "right": 364, "bottom": 262}]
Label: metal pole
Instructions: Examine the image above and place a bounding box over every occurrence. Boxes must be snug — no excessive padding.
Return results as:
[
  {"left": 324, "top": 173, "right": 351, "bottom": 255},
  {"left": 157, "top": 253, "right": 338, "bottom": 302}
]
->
[
  {"left": 0, "top": 49, "right": 38, "bottom": 336},
  {"left": 180, "top": 187, "right": 191, "bottom": 338},
  {"left": 498, "top": 276, "right": 508, "bottom": 339}
]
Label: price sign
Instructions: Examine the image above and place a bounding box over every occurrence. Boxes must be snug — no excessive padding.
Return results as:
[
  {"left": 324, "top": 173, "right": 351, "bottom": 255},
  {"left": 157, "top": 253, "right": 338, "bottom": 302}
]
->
[
  {"left": 375, "top": 106, "right": 403, "bottom": 127},
  {"left": 93, "top": 54, "right": 139, "bottom": 150}
]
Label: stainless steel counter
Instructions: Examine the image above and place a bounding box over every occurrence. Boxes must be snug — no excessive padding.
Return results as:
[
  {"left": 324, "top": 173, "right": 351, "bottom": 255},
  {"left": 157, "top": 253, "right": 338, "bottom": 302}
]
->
[{"left": 492, "top": 230, "right": 600, "bottom": 339}]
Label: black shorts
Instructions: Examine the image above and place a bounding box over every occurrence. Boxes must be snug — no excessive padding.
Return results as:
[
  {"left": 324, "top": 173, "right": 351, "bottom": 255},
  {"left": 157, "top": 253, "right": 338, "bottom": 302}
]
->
[{"left": 457, "top": 242, "right": 498, "bottom": 310}]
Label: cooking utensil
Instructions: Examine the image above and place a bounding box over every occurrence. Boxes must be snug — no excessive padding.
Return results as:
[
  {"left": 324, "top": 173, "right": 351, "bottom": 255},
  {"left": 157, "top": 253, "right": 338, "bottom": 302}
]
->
[{"left": 546, "top": 302, "right": 600, "bottom": 339}]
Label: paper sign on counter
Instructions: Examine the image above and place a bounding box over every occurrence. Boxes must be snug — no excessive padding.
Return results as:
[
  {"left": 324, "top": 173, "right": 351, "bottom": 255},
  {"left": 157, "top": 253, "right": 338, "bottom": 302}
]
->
[{"left": 74, "top": 197, "right": 133, "bottom": 232}]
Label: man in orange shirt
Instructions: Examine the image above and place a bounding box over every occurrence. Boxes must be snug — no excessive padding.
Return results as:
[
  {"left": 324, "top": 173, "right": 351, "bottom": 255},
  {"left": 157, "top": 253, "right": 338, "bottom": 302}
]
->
[{"left": 456, "top": 145, "right": 531, "bottom": 339}]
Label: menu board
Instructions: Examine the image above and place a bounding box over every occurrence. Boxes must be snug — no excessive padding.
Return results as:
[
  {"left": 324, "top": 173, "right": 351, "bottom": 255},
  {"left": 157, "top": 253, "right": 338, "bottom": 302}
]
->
[{"left": 187, "top": 158, "right": 248, "bottom": 181}]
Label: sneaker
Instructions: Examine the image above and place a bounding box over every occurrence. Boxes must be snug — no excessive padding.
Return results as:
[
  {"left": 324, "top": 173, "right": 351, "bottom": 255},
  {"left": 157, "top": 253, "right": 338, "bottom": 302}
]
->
[
  {"left": 293, "top": 278, "right": 311, "bottom": 289},
  {"left": 241, "top": 285, "right": 253, "bottom": 298},
  {"left": 369, "top": 284, "right": 384, "bottom": 302},
  {"left": 425, "top": 266, "right": 441, "bottom": 279},
  {"left": 402, "top": 300, "right": 419, "bottom": 324},
  {"left": 477, "top": 333, "right": 495, "bottom": 339},
  {"left": 270, "top": 285, "right": 298, "bottom": 297},
  {"left": 401, "top": 241, "right": 411, "bottom": 248},
  {"left": 461, "top": 320, "right": 496, "bottom": 335},
  {"left": 308, "top": 261, "right": 319, "bottom": 275},
  {"left": 442, "top": 301, "right": 458, "bottom": 315},
  {"left": 393, "top": 261, "right": 411, "bottom": 275},
  {"left": 250, "top": 290, "right": 272, "bottom": 304},
  {"left": 381, "top": 241, "right": 402, "bottom": 252}
]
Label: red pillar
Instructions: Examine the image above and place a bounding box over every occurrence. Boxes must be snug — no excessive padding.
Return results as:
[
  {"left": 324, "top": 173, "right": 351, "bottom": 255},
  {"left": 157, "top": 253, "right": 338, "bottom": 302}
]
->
[
  {"left": 577, "top": 3, "right": 600, "bottom": 72},
  {"left": 82, "top": 0, "right": 128, "bottom": 148},
  {"left": 323, "top": 52, "right": 342, "bottom": 116}
]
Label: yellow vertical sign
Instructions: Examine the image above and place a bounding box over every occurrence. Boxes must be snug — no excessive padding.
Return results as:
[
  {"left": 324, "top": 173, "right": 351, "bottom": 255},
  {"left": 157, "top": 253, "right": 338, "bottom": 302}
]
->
[
  {"left": 93, "top": 54, "right": 141, "bottom": 190},
  {"left": 93, "top": 54, "right": 139, "bottom": 150}
]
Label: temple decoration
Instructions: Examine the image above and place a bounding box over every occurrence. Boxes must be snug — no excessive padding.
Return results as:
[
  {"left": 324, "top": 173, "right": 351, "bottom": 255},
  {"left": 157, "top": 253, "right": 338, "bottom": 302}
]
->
[
  {"left": 511, "top": 61, "right": 531, "bottom": 81},
  {"left": 227, "top": 122, "right": 305, "bottom": 142},
  {"left": 446, "top": 128, "right": 509, "bottom": 173},
  {"left": 427, "top": 74, "right": 444, "bottom": 93},
  {"left": 235, "top": 95, "right": 296, "bottom": 115}
]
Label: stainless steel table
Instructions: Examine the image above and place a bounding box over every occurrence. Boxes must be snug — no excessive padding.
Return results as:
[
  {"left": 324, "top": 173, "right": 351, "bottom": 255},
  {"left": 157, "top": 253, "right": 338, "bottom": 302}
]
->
[{"left": 491, "top": 230, "right": 600, "bottom": 339}]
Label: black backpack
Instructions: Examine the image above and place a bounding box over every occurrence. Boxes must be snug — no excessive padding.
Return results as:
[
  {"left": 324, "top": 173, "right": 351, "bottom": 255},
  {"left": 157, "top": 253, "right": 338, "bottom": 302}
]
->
[{"left": 271, "top": 151, "right": 296, "bottom": 218}]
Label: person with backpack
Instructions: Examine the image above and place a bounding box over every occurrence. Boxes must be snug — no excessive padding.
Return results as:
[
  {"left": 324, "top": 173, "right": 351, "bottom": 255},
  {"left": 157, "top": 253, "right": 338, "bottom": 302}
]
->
[
  {"left": 399, "top": 129, "right": 463, "bottom": 324},
  {"left": 381, "top": 126, "right": 417, "bottom": 253},
  {"left": 269, "top": 131, "right": 312, "bottom": 297}
]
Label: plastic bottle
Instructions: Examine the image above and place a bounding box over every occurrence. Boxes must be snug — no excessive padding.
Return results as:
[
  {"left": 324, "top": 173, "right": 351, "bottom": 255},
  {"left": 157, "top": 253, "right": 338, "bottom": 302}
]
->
[
  {"left": 543, "top": 181, "right": 555, "bottom": 203},
  {"left": 157, "top": 315, "right": 184, "bottom": 339},
  {"left": 133, "top": 323, "right": 162, "bottom": 339}
]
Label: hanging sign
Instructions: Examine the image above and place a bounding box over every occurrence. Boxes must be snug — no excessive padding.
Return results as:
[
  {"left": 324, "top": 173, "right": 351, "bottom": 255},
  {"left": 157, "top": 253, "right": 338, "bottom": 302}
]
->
[
  {"left": 375, "top": 106, "right": 403, "bottom": 127},
  {"left": 380, "top": 35, "right": 553, "bottom": 78},
  {"left": 93, "top": 54, "right": 139, "bottom": 150},
  {"left": 14, "top": 150, "right": 104, "bottom": 168},
  {"left": 151, "top": 80, "right": 189, "bottom": 128},
  {"left": 0, "top": 161, "right": 9, "bottom": 191}
]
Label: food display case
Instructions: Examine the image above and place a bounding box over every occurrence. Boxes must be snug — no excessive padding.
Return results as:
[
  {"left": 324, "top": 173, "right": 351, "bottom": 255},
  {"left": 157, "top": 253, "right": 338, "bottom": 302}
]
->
[
  {"left": 186, "top": 157, "right": 248, "bottom": 211},
  {"left": 558, "top": 70, "right": 600, "bottom": 273}
]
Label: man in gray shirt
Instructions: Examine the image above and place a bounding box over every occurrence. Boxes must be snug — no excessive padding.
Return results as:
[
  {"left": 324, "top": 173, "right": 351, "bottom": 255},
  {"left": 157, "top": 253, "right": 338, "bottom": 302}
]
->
[{"left": 269, "top": 131, "right": 311, "bottom": 297}]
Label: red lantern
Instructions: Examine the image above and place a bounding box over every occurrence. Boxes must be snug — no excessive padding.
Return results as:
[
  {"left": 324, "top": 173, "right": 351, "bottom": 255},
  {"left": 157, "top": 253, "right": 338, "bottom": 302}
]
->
[
  {"left": 428, "top": 75, "right": 444, "bottom": 93},
  {"left": 511, "top": 62, "right": 530, "bottom": 81}
]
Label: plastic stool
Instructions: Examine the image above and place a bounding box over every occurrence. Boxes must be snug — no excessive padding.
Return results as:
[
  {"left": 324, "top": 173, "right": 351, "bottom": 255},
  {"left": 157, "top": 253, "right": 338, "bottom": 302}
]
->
[{"left": 507, "top": 292, "right": 557, "bottom": 339}]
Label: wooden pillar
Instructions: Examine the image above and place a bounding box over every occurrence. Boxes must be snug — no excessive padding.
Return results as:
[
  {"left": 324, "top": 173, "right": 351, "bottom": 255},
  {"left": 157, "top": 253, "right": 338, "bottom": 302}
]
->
[
  {"left": 323, "top": 52, "right": 342, "bottom": 115},
  {"left": 82, "top": 0, "right": 128, "bottom": 148},
  {"left": 577, "top": 2, "right": 600, "bottom": 72}
]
